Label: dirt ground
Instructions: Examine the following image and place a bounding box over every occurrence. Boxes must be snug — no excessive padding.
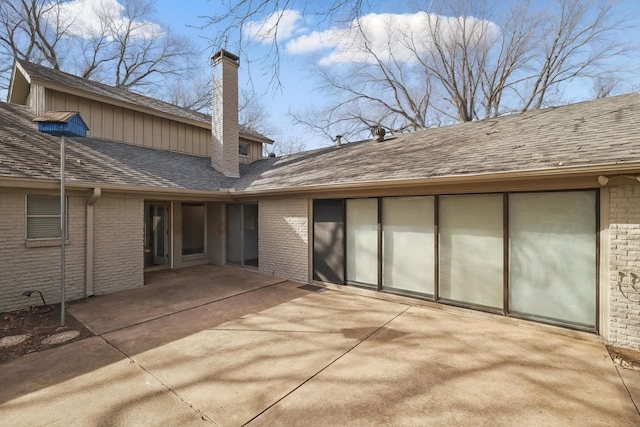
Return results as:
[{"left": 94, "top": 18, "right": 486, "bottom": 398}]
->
[
  {"left": 608, "top": 345, "right": 640, "bottom": 369},
  {"left": 0, "top": 302, "right": 94, "bottom": 364}
]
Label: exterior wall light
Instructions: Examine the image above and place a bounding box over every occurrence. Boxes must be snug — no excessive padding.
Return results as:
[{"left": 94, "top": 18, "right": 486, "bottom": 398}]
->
[
  {"left": 597, "top": 175, "right": 640, "bottom": 186},
  {"left": 21, "top": 290, "right": 49, "bottom": 307}
]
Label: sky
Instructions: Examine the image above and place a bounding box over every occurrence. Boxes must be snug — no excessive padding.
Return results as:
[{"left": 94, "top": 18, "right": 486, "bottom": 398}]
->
[{"left": 49, "top": 0, "right": 640, "bottom": 150}]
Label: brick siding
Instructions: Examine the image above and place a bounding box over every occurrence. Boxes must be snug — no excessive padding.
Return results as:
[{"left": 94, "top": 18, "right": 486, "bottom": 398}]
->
[
  {"left": 0, "top": 191, "right": 85, "bottom": 311},
  {"left": 259, "top": 199, "right": 309, "bottom": 283},
  {"left": 93, "top": 196, "right": 144, "bottom": 295},
  {"left": 608, "top": 182, "right": 640, "bottom": 349}
]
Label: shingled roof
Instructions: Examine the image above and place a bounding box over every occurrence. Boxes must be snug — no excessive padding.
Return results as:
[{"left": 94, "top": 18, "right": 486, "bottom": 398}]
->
[
  {"left": 1, "top": 93, "right": 639, "bottom": 194},
  {"left": 11, "top": 60, "right": 271, "bottom": 142},
  {"left": 0, "top": 103, "right": 233, "bottom": 192},
  {"left": 237, "top": 93, "right": 640, "bottom": 192}
]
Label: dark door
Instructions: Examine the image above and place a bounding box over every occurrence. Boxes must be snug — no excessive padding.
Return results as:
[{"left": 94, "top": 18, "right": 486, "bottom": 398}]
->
[{"left": 313, "top": 199, "right": 345, "bottom": 284}]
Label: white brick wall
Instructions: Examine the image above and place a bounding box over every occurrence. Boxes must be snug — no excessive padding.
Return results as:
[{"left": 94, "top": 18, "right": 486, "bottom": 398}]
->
[
  {"left": 211, "top": 52, "right": 240, "bottom": 178},
  {"left": 0, "top": 191, "right": 86, "bottom": 311},
  {"left": 259, "top": 199, "right": 309, "bottom": 283},
  {"left": 93, "top": 196, "right": 144, "bottom": 295},
  {"left": 608, "top": 182, "right": 640, "bottom": 349}
]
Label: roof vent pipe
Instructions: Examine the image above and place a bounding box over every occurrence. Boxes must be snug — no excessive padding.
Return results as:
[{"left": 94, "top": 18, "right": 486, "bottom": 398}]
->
[
  {"left": 335, "top": 135, "right": 342, "bottom": 147},
  {"left": 372, "top": 126, "right": 385, "bottom": 143}
]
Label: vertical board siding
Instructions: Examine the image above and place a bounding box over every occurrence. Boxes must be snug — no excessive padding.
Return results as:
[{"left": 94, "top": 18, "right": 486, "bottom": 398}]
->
[
  {"left": 91, "top": 100, "right": 103, "bottom": 136},
  {"left": 134, "top": 111, "right": 144, "bottom": 144},
  {"left": 144, "top": 113, "right": 153, "bottom": 147},
  {"left": 161, "top": 119, "right": 170, "bottom": 150},
  {"left": 113, "top": 106, "right": 124, "bottom": 141},
  {"left": 152, "top": 116, "right": 162, "bottom": 149},
  {"left": 169, "top": 122, "right": 178, "bottom": 151},
  {"left": 102, "top": 104, "right": 114, "bottom": 140},
  {"left": 178, "top": 123, "right": 186, "bottom": 152},
  {"left": 43, "top": 89, "right": 211, "bottom": 156}
]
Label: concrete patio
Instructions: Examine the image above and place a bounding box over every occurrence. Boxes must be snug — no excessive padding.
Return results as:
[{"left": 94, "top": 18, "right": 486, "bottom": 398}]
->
[{"left": 1, "top": 264, "right": 639, "bottom": 426}]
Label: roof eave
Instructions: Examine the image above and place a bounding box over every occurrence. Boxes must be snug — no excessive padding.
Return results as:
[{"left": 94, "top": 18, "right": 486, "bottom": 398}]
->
[
  {"left": 235, "top": 162, "right": 640, "bottom": 197},
  {"left": 7, "top": 61, "right": 30, "bottom": 104}
]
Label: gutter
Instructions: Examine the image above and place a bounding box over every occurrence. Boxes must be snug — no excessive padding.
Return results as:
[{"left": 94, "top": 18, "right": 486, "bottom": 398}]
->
[{"left": 85, "top": 187, "right": 101, "bottom": 297}]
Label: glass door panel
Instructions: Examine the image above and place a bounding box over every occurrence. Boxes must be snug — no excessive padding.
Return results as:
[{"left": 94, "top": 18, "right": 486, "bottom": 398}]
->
[
  {"left": 509, "top": 191, "right": 596, "bottom": 328},
  {"left": 243, "top": 204, "right": 259, "bottom": 267},
  {"left": 438, "top": 194, "right": 504, "bottom": 309},
  {"left": 144, "top": 202, "right": 170, "bottom": 268},
  {"left": 226, "top": 204, "right": 242, "bottom": 265},
  {"left": 382, "top": 196, "right": 435, "bottom": 296},
  {"left": 346, "top": 198, "right": 378, "bottom": 286}
]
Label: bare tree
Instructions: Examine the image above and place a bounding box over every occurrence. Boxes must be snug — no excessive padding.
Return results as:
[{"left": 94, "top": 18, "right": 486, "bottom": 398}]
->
[
  {"left": 282, "top": 0, "right": 635, "bottom": 141},
  {"left": 165, "top": 73, "right": 212, "bottom": 112},
  {"left": 268, "top": 136, "right": 306, "bottom": 156},
  {"left": 520, "top": 0, "right": 631, "bottom": 111},
  {"left": 0, "top": 0, "right": 197, "bottom": 97},
  {"left": 0, "top": 0, "right": 74, "bottom": 91},
  {"left": 592, "top": 73, "right": 619, "bottom": 98},
  {"left": 199, "top": 0, "right": 369, "bottom": 89},
  {"left": 239, "top": 88, "right": 279, "bottom": 137}
]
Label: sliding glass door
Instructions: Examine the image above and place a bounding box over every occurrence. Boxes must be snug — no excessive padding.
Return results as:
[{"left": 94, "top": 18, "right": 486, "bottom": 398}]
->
[
  {"left": 438, "top": 194, "right": 504, "bottom": 310},
  {"left": 226, "top": 203, "right": 259, "bottom": 267},
  {"left": 382, "top": 196, "right": 435, "bottom": 296},
  {"left": 509, "top": 191, "right": 597, "bottom": 328},
  {"left": 346, "top": 199, "right": 378, "bottom": 286},
  {"left": 312, "top": 190, "right": 597, "bottom": 330}
]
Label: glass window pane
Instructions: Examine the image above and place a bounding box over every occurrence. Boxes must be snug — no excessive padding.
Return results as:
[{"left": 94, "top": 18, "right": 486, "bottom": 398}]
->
[
  {"left": 182, "top": 203, "right": 205, "bottom": 255},
  {"left": 226, "top": 204, "right": 242, "bottom": 264},
  {"left": 27, "top": 195, "right": 60, "bottom": 215},
  {"left": 509, "top": 191, "right": 596, "bottom": 328},
  {"left": 243, "top": 204, "right": 259, "bottom": 267},
  {"left": 346, "top": 199, "right": 378, "bottom": 286},
  {"left": 439, "top": 194, "right": 504, "bottom": 309},
  {"left": 27, "top": 217, "right": 60, "bottom": 239},
  {"left": 382, "top": 197, "right": 434, "bottom": 296}
]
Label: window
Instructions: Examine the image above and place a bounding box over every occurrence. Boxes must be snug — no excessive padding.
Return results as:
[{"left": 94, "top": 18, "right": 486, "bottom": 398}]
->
[
  {"left": 26, "top": 195, "right": 67, "bottom": 240},
  {"left": 239, "top": 142, "right": 249, "bottom": 156},
  {"left": 182, "top": 203, "right": 205, "bottom": 256}
]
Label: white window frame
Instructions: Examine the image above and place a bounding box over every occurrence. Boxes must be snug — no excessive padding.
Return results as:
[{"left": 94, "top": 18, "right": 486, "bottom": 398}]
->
[{"left": 25, "top": 194, "right": 68, "bottom": 241}]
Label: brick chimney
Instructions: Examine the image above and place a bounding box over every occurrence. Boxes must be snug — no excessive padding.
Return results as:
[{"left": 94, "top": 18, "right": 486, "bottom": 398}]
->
[{"left": 211, "top": 49, "right": 240, "bottom": 178}]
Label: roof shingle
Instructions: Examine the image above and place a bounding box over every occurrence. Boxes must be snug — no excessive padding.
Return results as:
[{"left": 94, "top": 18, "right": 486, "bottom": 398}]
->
[{"left": 1, "top": 93, "right": 639, "bottom": 194}]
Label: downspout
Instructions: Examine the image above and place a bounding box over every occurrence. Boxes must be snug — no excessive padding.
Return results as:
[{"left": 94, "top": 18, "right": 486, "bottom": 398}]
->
[{"left": 86, "top": 187, "right": 101, "bottom": 297}]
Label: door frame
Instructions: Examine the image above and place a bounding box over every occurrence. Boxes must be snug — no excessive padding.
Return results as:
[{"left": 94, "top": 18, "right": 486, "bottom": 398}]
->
[{"left": 144, "top": 201, "right": 172, "bottom": 271}]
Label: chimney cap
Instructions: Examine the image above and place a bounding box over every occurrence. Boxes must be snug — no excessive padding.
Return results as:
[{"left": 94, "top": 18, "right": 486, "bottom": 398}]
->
[{"left": 212, "top": 49, "right": 240, "bottom": 65}]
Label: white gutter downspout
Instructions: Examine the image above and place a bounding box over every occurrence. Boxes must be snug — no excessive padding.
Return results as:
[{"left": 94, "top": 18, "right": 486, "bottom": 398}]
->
[{"left": 86, "top": 187, "right": 101, "bottom": 297}]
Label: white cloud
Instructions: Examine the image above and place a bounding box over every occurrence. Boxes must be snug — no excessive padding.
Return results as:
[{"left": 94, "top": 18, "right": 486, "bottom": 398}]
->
[
  {"left": 285, "top": 11, "right": 500, "bottom": 65},
  {"left": 46, "top": 0, "right": 163, "bottom": 39},
  {"left": 244, "top": 10, "right": 303, "bottom": 44}
]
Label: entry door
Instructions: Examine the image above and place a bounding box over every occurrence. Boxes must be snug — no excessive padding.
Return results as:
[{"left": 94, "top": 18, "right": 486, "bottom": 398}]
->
[
  {"left": 145, "top": 202, "right": 170, "bottom": 268},
  {"left": 313, "top": 199, "right": 345, "bottom": 284}
]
